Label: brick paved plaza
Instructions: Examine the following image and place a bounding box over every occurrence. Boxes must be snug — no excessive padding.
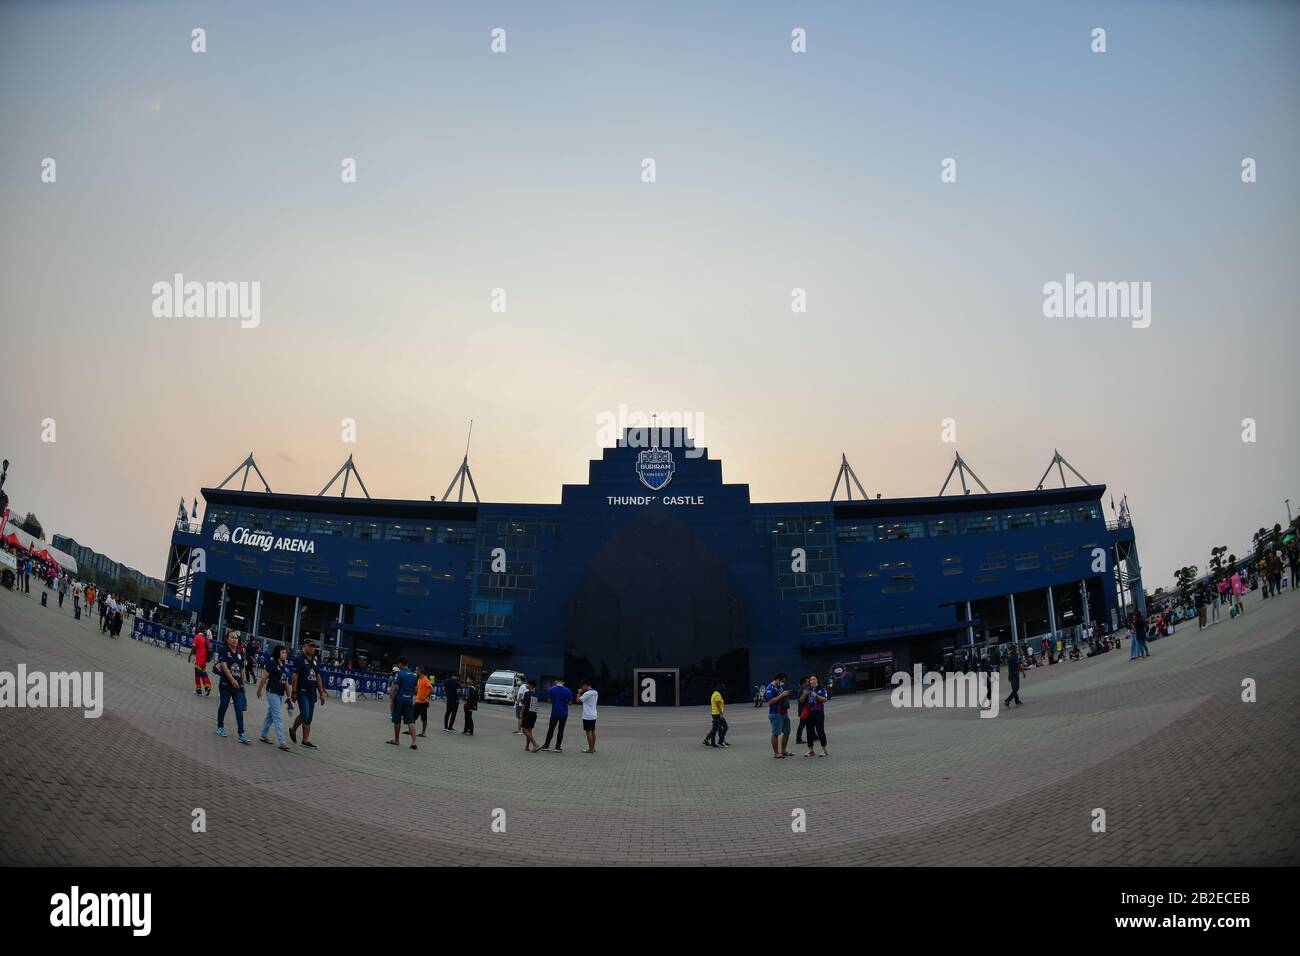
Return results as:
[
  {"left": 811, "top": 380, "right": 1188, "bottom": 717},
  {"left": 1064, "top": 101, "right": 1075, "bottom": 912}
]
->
[{"left": 1, "top": 584, "right": 1297, "bottom": 866}]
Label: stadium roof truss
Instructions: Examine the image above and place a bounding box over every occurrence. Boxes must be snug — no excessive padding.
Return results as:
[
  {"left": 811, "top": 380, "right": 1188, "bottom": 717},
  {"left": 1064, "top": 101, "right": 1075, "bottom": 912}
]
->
[
  {"left": 1035, "top": 449, "right": 1091, "bottom": 490},
  {"left": 938, "top": 452, "right": 991, "bottom": 496},
  {"left": 215, "top": 453, "right": 272, "bottom": 493},
  {"left": 318, "top": 454, "right": 371, "bottom": 499}
]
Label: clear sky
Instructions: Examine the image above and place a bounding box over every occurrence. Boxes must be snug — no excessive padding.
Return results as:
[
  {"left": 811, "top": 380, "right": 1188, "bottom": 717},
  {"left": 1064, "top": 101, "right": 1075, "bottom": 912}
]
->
[{"left": 1, "top": 0, "right": 1297, "bottom": 589}]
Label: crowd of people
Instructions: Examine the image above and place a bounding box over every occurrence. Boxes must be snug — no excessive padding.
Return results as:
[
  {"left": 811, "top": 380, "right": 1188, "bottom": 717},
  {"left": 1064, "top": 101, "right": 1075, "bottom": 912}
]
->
[
  {"left": 179, "top": 622, "right": 606, "bottom": 755},
  {"left": 17, "top": 531, "right": 1296, "bottom": 759},
  {"left": 3, "top": 539, "right": 140, "bottom": 638}
]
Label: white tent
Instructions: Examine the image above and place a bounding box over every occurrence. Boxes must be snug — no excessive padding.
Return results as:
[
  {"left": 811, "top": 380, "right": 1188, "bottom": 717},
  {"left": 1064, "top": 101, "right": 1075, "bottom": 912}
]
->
[{"left": 2, "top": 511, "right": 78, "bottom": 574}]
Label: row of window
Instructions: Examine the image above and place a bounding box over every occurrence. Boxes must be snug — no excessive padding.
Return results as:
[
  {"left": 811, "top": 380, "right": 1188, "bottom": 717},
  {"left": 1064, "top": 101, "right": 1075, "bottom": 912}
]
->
[
  {"left": 835, "top": 504, "right": 1102, "bottom": 543},
  {"left": 203, "top": 509, "right": 477, "bottom": 545}
]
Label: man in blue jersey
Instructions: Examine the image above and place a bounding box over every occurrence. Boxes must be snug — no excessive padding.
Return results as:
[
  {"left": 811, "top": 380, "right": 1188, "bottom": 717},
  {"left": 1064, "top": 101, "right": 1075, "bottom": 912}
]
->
[
  {"left": 764, "top": 672, "right": 793, "bottom": 758},
  {"left": 387, "top": 657, "right": 419, "bottom": 750},
  {"left": 539, "top": 678, "right": 573, "bottom": 753},
  {"left": 289, "top": 640, "right": 327, "bottom": 749}
]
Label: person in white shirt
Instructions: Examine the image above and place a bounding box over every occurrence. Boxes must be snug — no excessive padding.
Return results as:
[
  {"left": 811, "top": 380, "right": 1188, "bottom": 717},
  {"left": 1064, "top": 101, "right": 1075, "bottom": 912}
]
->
[
  {"left": 577, "top": 679, "right": 599, "bottom": 753},
  {"left": 514, "top": 680, "right": 528, "bottom": 735}
]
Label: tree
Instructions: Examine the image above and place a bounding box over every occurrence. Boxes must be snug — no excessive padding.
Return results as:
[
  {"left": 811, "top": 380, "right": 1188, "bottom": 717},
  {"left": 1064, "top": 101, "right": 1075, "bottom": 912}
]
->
[
  {"left": 1174, "top": 565, "right": 1198, "bottom": 600},
  {"left": 19, "top": 512, "right": 43, "bottom": 539},
  {"left": 115, "top": 576, "right": 141, "bottom": 604},
  {"left": 1210, "top": 545, "right": 1227, "bottom": 580}
]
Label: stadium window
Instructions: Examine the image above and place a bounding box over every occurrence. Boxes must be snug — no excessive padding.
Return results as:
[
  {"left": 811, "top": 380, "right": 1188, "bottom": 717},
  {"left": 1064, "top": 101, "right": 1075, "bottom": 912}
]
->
[
  {"left": 1042, "top": 508, "right": 1072, "bottom": 525},
  {"left": 928, "top": 518, "right": 957, "bottom": 537},
  {"left": 352, "top": 521, "right": 381, "bottom": 540},
  {"left": 1004, "top": 512, "right": 1038, "bottom": 530},
  {"left": 309, "top": 518, "right": 351, "bottom": 537},
  {"left": 272, "top": 513, "right": 308, "bottom": 534},
  {"left": 960, "top": 514, "right": 997, "bottom": 534},
  {"left": 877, "top": 521, "right": 922, "bottom": 540}
]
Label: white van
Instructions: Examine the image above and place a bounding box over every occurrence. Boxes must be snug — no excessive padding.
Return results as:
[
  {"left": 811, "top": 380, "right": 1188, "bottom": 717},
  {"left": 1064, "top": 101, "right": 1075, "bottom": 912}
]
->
[{"left": 483, "top": 670, "right": 526, "bottom": 704}]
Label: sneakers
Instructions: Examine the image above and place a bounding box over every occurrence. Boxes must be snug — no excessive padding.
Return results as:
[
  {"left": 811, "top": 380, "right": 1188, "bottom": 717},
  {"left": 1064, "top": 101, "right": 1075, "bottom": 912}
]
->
[
  {"left": 216, "top": 727, "right": 227, "bottom": 737},
  {"left": 238, "top": 733, "right": 250, "bottom": 745},
  {"left": 720, "top": 742, "right": 731, "bottom": 747},
  {"left": 539, "top": 746, "right": 551, "bottom": 752}
]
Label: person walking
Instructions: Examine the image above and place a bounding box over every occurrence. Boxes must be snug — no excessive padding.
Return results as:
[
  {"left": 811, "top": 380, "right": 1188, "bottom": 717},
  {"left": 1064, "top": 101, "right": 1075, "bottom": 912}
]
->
[
  {"left": 764, "top": 672, "right": 793, "bottom": 758},
  {"left": 442, "top": 673, "right": 461, "bottom": 733},
  {"left": 539, "top": 678, "right": 573, "bottom": 753},
  {"left": 802, "top": 675, "right": 829, "bottom": 757},
  {"left": 1132, "top": 611, "right": 1151, "bottom": 659},
  {"left": 1196, "top": 588, "right": 1207, "bottom": 630},
  {"left": 577, "top": 679, "right": 598, "bottom": 753},
  {"left": 462, "top": 676, "right": 479, "bottom": 736},
  {"left": 57, "top": 573, "right": 67, "bottom": 608},
  {"left": 256, "top": 645, "right": 292, "bottom": 751},
  {"left": 387, "top": 657, "right": 419, "bottom": 750},
  {"left": 519, "top": 679, "right": 541, "bottom": 752},
  {"left": 289, "top": 639, "right": 326, "bottom": 749},
  {"left": 703, "top": 683, "right": 729, "bottom": 748},
  {"left": 188, "top": 625, "right": 213, "bottom": 696},
  {"left": 214, "top": 630, "right": 250, "bottom": 744},
  {"left": 414, "top": 666, "right": 433, "bottom": 737},
  {"left": 1003, "top": 645, "right": 1023, "bottom": 707}
]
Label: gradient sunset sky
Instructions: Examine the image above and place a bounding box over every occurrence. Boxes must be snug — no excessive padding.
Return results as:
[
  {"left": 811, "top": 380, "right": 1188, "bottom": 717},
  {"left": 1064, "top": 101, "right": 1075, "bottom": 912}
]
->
[{"left": 1, "top": 0, "right": 1297, "bottom": 588}]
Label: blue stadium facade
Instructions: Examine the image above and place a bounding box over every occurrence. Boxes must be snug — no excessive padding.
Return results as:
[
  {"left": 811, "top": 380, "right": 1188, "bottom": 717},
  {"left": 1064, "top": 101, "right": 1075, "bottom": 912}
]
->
[{"left": 162, "top": 431, "right": 1144, "bottom": 705}]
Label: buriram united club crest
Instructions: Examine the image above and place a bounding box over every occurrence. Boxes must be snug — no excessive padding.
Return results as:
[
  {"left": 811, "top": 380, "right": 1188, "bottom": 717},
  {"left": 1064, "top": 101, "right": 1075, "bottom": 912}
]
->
[{"left": 635, "top": 446, "right": 675, "bottom": 491}]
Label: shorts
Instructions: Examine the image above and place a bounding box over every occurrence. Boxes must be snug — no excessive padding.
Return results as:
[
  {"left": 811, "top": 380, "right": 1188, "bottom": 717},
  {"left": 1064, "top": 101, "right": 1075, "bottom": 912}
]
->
[
  {"left": 515, "top": 703, "right": 522, "bottom": 718},
  {"left": 413, "top": 702, "right": 429, "bottom": 721},
  {"left": 392, "top": 698, "right": 415, "bottom": 725},
  {"left": 768, "top": 713, "right": 791, "bottom": 736},
  {"left": 296, "top": 692, "right": 316, "bottom": 725},
  {"left": 582, "top": 718, "right": 596, "bottom": 732},
  {"left": 522, "top": 712, "right": 537, "bottom": 729}
]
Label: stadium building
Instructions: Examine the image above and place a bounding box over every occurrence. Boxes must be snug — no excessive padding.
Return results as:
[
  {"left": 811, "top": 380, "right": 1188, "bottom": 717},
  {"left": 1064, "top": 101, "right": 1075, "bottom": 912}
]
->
[{"left": 161, "top": 431, "right": 1144, "bottom": 705}]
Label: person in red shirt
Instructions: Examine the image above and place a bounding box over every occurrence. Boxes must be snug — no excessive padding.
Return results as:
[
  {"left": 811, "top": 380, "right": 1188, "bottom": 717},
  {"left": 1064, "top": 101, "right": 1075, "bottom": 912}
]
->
[{"left": 188, "top": 626, "right": 213, "bottom": 696}]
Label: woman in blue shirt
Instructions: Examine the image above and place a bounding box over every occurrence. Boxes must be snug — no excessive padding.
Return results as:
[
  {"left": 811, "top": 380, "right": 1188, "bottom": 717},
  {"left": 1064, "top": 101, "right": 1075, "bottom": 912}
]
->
[
  {"left": 256, "top": 645, "right": 292, "bottom": 751},
  {"left": 801, "top": 676, "right": 829, "bottom": 757}
]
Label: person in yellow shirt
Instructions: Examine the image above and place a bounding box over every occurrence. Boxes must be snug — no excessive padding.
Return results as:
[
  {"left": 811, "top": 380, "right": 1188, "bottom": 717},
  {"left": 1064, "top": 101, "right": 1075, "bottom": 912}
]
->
[
  {"left": 703, "top": 683, "right": 729, "bottom": 748},
  {"left": 413, "top": 665, "right": 433, "bottom": 737}
]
